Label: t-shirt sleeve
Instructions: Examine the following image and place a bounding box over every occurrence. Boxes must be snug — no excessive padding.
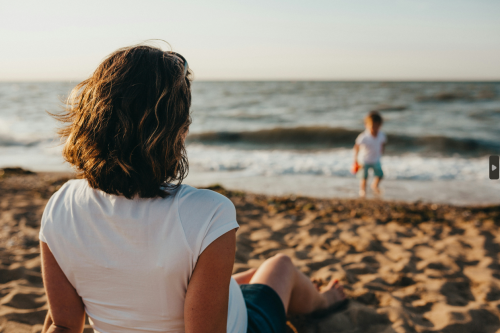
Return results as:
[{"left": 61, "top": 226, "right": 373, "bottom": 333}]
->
[
  {"left": 39, "top": 192, "right": 55, "bottom": 244},
  {"left": 39, "top": 181, "right": 70, "bottom": 244},
  {"left": 39, "top": 211, "right": 48, "bottom": 243},
  {"left": 355, "top": 133, "right": 365, "bottom": 145},
  {"left": 177, "top": 187, "right": 239, "bottom": 260},
  {"left": 381, "top": 132, "right": 387, "bottom": 144},
  {"left": 199, "top": 197, "right": 239, "bottom": 255}
]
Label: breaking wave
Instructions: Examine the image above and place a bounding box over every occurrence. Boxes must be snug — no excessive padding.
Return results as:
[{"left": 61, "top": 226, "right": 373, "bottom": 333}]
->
[{"left": 187, "top": 126, "right": 500, "bottom": 156}]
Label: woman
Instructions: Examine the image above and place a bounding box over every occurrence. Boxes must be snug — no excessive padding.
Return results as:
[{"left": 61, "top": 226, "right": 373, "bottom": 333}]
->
[{"left": 40, "top": 44, "right": 346, "bottom": 333}]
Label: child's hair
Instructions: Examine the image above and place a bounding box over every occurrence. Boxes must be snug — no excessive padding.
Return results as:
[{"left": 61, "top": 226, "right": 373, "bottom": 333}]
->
[
  {"left": 365, "top": 111, "right": 383, "bottom": 125},
  {"left": 54, "top": 44, "right": 192, "bottom": 199}
]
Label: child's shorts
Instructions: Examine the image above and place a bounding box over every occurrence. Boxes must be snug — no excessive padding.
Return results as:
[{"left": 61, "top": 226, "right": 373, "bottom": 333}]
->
[
  {"left": 357, "top": 162, "right": 384, "bottom": 179},
  {"left": 240, "top": 284, "right": 287, "bottom": 333}
]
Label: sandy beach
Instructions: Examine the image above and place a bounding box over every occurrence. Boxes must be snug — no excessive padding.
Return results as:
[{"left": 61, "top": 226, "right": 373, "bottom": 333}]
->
[{"left": 1, "top": 169, "right": 499, "bottom": 333}]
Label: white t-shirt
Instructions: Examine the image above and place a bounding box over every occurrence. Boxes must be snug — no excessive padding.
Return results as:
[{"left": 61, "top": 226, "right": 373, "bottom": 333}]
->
[
  {"left": 39, "top": 179, "right": 247, "bottom": 333},
  {"left": 355, "top": 130, "right": 387, "bottom": 164}
]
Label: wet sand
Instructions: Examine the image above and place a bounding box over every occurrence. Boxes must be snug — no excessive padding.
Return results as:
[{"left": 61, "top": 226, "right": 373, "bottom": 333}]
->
[
  {"left": 185, "top": 171, "right": 500, "bottom": 206},
  {"left": 1, "top": 170, "right": 499, "bottom": 333}
]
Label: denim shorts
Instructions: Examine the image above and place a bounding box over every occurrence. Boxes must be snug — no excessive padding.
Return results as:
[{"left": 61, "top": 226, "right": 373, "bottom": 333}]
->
[
  {"left": 240, "top": 284, "right": 287, "bottom": 333},
  {"left": 357, "top": 161, "right": 384, "bottom": 179}
]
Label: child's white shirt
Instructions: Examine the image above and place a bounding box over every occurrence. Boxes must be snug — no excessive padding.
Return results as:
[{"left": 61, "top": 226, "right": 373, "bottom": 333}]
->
[{"left": 355, "top": 130, "right": 387, "bottom": 164}]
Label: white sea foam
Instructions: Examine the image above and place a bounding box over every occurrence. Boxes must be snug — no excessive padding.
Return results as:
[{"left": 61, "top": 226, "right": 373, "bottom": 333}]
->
[
  {"left": 0, "top": 142, "right": 488, "bottom": 181},
  {"left": 0, "top": 81, "right": 497, "bottom": 186},
  {"left": 187, "top": 145, "right": 489, "bottom": 181},
  {"left": 0, "top": 144, "right": 70, "bottom": 172}
]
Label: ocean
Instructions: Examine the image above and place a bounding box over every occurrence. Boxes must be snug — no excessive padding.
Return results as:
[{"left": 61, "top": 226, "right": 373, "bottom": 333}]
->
[{"left": 1, "top": 81, "right": 499, "bottom": 203}]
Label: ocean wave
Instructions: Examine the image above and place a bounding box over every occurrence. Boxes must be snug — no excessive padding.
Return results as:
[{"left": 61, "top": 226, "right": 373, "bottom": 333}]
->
[
  {"left": 0, "top": 134, "right": 27, "bottom": 147},
  {"left": 417, "top": 89, "right": 498, "bottom": 102},
  {"left": 187, "top": 126, "right": 500, "bottom": 156},
  {"left": 187, "top": 145, "right": 489, "bottom": 181},
  {"left": 0, "top": 134, "right": 46, "bottom": 147}
]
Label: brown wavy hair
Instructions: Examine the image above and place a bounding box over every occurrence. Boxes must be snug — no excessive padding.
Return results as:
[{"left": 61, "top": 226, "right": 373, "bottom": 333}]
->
[{"left": 55, "top": 44, "right": 192, "bottom": 198}]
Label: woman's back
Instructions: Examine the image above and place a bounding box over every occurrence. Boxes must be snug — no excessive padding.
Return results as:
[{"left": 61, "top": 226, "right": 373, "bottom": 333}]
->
[{"left": 40, "top": 179, "right": 246, "bottom": 333}]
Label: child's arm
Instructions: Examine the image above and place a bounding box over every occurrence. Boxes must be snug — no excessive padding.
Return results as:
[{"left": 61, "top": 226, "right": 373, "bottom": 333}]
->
[
  {"left": 351, "top": 144, "right": 361, "bottom": 174},
  {"left": 353, "top": 144, "right": 360, "bottom": 162},
  {"left": 382, "top": 143, "right": 385, "bottom": 155}
]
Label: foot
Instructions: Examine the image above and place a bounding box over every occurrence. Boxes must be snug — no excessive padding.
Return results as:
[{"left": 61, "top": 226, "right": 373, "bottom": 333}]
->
[
  {"left": 320, "top": 279, "right": 346, "bottom": 309},
  {"left": 370, "top": 185, "right": 381, "bottom": 196},
  {"left": 311, "top": 278, "right": 324, "bottom": 291},
  {"left": 359, "top": 189, "right": 366, "bottom": 198}
]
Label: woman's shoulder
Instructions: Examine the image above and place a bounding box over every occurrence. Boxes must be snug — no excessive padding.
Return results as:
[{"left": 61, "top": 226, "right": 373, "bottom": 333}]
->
[
  {"left": 53, "top": 178, "right": 88, "bottom": 193},
  {"left": 176, "top": 185, "right": 238, "bottom": 258},
  {"left": 45, "top": 178, "right": 87, "bottom": 205},
  {"left": 40, "top": 179, "right": 89, "bottom": 242},
  {"left": 176, "top": 184, "right": 236, "bottom": 230},
  {"left": 177, "top": 184, "right": 234, "bottom": 208}
]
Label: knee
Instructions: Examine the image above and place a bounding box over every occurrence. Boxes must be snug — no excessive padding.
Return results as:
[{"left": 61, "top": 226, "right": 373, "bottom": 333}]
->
[
  {"left": 273, "top": 253, "right": 291, "bottom": 262},
  {"left": 267, "top": 253, "right": 294, "bottom": 270}
]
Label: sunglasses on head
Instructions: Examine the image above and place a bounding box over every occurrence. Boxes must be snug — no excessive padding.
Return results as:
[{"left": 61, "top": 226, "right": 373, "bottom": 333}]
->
[{"left": 168, "top": 52, "right": 188, "bottom": 77}]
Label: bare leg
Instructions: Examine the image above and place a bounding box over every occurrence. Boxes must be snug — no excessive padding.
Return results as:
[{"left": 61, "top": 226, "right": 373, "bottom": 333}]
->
[
  {"left": 232, "top": 268, "right": 257, "bottom": 285},
  {"left": 42, "top": 310, "right": 53, "bottom": 333},
  {"left": 359, "top": 179, "right": 367, "bottom": 198},
  {"left": 249, "top": 254, "right": 345, "bottom": 315},
  {"left": 371, "top": 177, "right": 382, "bottom": 195},
  {"left": 311, "top": 278, "right": 323, "bottom": 290}
]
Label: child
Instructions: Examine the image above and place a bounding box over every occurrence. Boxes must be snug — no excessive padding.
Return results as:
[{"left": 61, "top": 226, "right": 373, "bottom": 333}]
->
[{"left": 352, "top": 111, "right": 386, "bottom": 198}]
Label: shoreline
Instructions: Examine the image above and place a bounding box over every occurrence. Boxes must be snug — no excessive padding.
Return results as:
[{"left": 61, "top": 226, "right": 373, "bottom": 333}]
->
[
  {"left": 2, "top": 168, "right": 497, "bottom": 207},
  {"left": 186, "top": 171, "right": 499, "bottom": 207},
  {"left": 1, "top": 171, "right": 499, "bottom": 332}
]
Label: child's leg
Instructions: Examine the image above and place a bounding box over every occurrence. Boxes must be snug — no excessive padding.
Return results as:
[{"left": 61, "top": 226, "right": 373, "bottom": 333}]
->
[
  {"left": 371, "top": 177, "right": 381, "bottom": 194},
  {"left": 371, "top": 162, "right": 384, "bottom": 195},
  {"left": 249, "top": 254, "right": 345, "bottom": 315},
  {"left": 359, "top": 179, "right": 367, "bottom": 197},
  {"left": 357, "top": 165, "right": 368, "bottom": 198}
]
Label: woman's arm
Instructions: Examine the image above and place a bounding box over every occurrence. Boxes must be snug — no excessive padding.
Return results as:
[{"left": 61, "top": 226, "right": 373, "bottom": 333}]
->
[
  {"left": 41, "top": 242, "right": 86, "bottom": 333},
  {"left": 184, "top": 229, "right": 236, "bottom": 333}
]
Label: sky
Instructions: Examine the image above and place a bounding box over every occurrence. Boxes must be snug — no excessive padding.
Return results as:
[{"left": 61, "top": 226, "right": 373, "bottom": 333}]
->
[{"left": 0, "top": 0, "right": 499, "bottom": 81}]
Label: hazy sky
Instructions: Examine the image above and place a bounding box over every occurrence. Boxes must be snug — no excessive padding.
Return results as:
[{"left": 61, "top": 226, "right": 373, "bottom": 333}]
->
[{"left": 1, "top": 0, "right": 499, "bottom": 81}]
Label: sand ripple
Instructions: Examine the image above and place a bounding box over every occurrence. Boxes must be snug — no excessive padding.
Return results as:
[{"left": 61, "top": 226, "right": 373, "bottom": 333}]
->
[{"left": 0, "top": 173, "right": 499, "bottom": 333}]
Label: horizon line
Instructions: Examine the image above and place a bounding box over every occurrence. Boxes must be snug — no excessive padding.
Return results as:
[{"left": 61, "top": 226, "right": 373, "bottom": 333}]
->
[{"left": 1, "top": 78, "right": 500, "bottom": 83}]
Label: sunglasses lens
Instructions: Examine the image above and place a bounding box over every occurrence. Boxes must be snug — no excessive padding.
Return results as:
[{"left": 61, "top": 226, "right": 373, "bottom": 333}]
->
[{"left": 169, "top": 52, "right": 188, "bottom": 76}]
